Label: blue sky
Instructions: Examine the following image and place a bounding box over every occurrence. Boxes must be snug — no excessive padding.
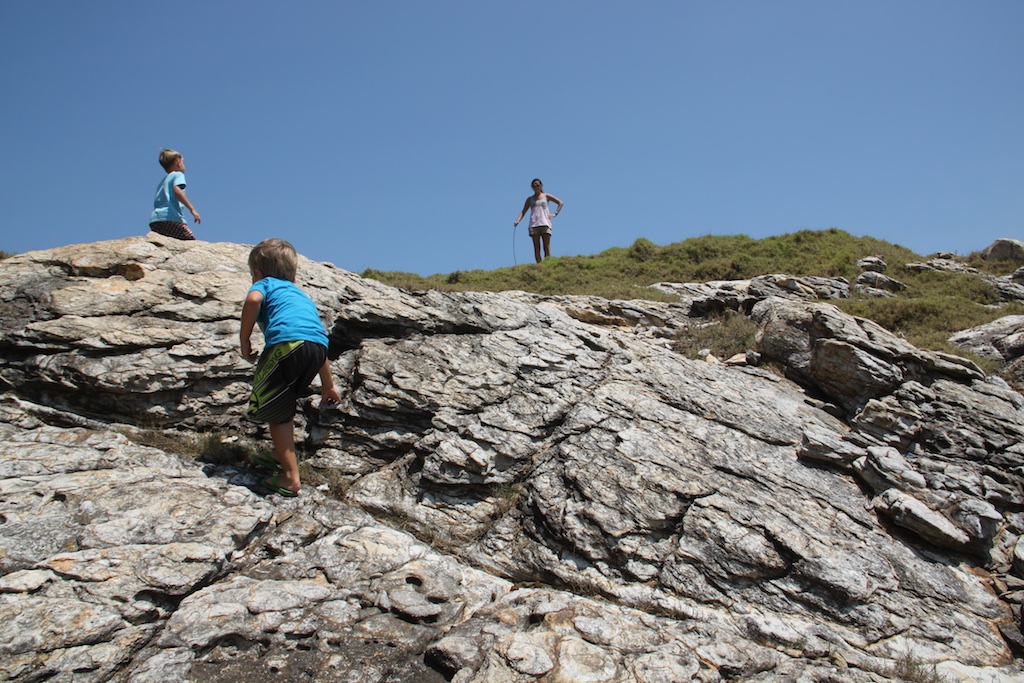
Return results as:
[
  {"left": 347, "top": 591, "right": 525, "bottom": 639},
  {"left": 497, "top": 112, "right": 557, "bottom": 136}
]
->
[{"left": 2, "top": 1, "right": 1021, "bottom": 276}]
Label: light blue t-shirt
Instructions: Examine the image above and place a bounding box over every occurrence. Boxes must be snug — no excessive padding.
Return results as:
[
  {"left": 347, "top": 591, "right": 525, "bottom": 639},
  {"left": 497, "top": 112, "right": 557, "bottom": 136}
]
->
[
  {"left": 150, "top": 171, "right": 186, "bottom": 223},
  {"left": 249, "top": 277, "right": 329, "bottom": 348}
]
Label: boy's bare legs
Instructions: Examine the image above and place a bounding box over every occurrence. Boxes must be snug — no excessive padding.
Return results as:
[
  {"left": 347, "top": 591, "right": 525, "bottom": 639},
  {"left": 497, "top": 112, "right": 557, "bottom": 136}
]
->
[{"left": 269, "top": 422, "right": 301, "bottom": 493}]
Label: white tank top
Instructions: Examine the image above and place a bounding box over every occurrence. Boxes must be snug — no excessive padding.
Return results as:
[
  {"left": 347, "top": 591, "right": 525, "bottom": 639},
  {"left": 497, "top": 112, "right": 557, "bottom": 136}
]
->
[{"left": 529, "top": 193, "right": 551, "bottom": 228}]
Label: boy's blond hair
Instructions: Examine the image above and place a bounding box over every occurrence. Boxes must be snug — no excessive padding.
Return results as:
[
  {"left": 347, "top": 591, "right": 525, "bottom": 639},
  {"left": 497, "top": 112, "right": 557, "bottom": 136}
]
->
[
  {"left": 158, "top": 149, "right": 182, "bottom": 172},
  {"left": 249, "top": 238, "right": 299, "bottom": 282}
]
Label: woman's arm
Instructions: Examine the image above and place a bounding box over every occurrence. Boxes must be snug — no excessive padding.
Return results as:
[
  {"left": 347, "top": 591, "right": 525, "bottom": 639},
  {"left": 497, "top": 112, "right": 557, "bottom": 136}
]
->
[
  {"left": 239, "top": 290, "right": 263, "bottom": 362},
  {"left": 547, "top": 194, "right": 564, "bottom": 216},
  {"left": 514, "top": 197, "right": 532, "bottom": 226}
]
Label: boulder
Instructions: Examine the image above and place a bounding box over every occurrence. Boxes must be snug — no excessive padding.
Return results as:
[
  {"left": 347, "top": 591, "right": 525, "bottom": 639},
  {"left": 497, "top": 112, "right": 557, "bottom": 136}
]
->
[
  {"left": 983, "top": 238, "right": 1024, "bottom": 262},
  {"left": 856, "top": 270, "right": 906, "bottom": 292},
  {"left": 951, "top": 315, "right": 1024, "bottom": 361},
  {"left": 857, "top": 256, "right": 887, "bottom": 272}
]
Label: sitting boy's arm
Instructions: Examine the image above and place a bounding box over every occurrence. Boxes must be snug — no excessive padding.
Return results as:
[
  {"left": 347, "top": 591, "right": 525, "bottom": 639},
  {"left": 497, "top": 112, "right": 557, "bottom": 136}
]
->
[
  {"left": 239, "top": 291, "right": 263, "bottom": 362},
  {"left": 318, "top": 359, "right": 342, "bottom": 404},
  {"left": 173, "top": 184, "right": 201, "bottom": 223}
]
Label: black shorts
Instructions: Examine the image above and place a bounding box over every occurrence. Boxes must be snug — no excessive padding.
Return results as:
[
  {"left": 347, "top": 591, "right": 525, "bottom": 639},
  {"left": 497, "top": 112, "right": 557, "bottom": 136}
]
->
[{"left": 246, "top": 340, "right": 327, "bottom": 424}]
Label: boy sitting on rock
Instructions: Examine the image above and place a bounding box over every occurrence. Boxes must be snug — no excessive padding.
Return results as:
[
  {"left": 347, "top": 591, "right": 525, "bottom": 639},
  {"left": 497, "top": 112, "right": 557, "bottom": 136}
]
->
[
  {"left": 239, "top": 238, "right": 341, "bottom": 496},
  {"left": 149, "top": 148, "right": 201, "bottom": 240}
]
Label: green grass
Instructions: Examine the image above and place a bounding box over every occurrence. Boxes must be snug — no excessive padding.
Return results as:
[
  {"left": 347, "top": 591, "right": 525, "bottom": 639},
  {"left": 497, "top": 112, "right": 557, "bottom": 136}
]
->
[
  {"left": 364, "top": 229, "right": 1024, "bottom": 382},
  {"left": 363, "top": 229, "right": 921, "bottom": 298}
]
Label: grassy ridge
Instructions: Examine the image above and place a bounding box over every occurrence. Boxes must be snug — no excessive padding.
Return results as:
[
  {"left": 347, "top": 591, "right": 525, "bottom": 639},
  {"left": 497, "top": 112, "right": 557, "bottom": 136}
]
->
[
  {"left": 363, "top": 228, "right": 1024, "bottom": 375},
  {"left": 363, "top": 228, "right": 920, "bottom": 299}
]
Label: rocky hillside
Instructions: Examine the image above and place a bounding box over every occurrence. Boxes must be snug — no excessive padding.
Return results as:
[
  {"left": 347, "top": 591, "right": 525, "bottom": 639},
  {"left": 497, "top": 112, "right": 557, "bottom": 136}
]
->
[{"left": 2, "top": 234, "right": 1024, "bottom": 682}]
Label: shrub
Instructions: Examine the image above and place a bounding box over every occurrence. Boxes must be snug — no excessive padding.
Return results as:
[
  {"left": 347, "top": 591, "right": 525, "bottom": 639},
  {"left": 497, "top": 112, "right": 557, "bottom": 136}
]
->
[{"left": 628, "top": 238, "right": 657, "bottom": 261}]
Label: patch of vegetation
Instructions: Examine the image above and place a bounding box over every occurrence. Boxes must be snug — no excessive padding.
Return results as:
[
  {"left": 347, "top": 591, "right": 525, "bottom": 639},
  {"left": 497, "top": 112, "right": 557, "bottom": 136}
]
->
[
  {"left": 0, "top": 250, "right": 12, "bottom": 261},
  {"left": 672, "top": 310, "right": 759, "bottom": 361},
  {"left": 117, "top": 426, "right": 204, "bottom": 456},
  {"left": 363, "top": 228, "right": 919, "bottom": 299},
  {"left": 883, "top": 650, "right": 950, "bottom": 683},
  {"left": 116, "top": 426, "right": 262, "bottom": 467},
  {"left": 963, "top": 253, "right": 1022, "bottom": 276},
  {"left": 364, "top": 229, "right": 1024, "bottom": 382},
  {"left": 196, "top": 433, "right": 259, "bottom": 466},
  {"left": 298, "top": 461, "right": 352, "bottom": 498},
  {"left": 488, "top": 482, "right": 522, "bottom": 516}
]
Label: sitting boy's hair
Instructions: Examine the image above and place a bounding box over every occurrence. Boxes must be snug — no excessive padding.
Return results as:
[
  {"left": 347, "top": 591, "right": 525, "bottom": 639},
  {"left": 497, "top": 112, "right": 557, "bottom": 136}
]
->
[
  {"left": 249, "top": 238, "right": 299, "bottom": 282},
  {"left": 158, "top": 149, "right": 182, "bottom": 171}
]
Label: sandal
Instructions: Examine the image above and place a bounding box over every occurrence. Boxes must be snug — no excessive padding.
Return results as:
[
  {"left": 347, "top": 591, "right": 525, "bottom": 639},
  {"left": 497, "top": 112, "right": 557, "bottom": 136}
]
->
[
  {"left": 260, "top": 475, "right": 299, "bottom": 498},
  {"left": 248, "top": 452, "right": 283, "bottom": 472}
]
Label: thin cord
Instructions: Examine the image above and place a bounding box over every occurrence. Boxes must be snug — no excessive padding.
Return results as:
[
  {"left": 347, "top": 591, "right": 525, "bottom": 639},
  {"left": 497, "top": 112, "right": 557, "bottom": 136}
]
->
[{"left": 513, "top": 224, "right": 518, "bottom": 265}]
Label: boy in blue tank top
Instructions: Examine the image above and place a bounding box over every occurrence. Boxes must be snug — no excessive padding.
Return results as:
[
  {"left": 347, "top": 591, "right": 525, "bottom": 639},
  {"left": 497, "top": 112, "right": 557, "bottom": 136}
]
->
[{"left": 240, "top": 238, "right": 341, "bottom": 497}]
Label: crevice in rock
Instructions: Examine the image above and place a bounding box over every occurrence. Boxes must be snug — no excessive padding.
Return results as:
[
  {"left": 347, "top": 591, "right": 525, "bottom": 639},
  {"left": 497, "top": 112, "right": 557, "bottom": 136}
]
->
[{"left": 327, "top": 320, "right": 491, "bottom": 359}]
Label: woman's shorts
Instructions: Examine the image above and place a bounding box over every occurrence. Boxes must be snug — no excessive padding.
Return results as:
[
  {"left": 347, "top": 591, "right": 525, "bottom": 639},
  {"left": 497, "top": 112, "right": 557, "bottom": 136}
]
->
[
  {"left": 150, "top": 221, "right": 196, "bottom": 240},
  {"left": 247, "top": 340, "right": 327, "bottom": 424},
  {"left": 529, "top": 224, "right": 552, "bottom": 237}
]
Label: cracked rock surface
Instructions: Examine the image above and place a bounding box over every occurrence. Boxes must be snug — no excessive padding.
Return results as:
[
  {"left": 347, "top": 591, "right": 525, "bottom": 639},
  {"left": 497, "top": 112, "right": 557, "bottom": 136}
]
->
[{"left": 2, "top": 236, "right": 1024, "bottom": 681}]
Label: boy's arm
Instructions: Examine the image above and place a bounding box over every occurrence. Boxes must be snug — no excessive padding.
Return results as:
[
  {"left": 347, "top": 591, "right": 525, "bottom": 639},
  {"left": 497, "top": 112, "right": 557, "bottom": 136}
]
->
[
  {"left": 239, "top": 290, "right": 263, "bottom": 362},
  {"left": 318, "top": 359, "right": 342, "bottom": 404},
  {"left": 172, "top": 185, "right": 201, "bottom": 223}
]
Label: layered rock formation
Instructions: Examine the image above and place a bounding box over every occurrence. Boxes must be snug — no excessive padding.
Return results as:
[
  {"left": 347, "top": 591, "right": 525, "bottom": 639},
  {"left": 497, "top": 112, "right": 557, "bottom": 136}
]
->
[{"left": 2, "top": 235, "right": 1024, "bottom": 682}]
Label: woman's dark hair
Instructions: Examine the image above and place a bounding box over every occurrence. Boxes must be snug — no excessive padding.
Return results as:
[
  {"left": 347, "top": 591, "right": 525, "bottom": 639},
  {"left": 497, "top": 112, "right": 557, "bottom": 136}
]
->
[{"left": 531, "top": 178, "right": 543, "bottom": 187}]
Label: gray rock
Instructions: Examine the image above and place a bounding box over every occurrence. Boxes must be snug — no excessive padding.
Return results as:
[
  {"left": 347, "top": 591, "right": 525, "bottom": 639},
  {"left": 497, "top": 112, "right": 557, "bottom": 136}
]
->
[
  {"left": 856, "top": 270, "right": 906, "bottom": 292},
  {"left": 982, "top": 238, "right": 1024, "bottom": 262},
  {"left": 2, "top": 237, "right": 1024, "bottom": 682},
  {"left": 858, "top": 256, "right": 888, "bottom": 272},
  {"left": 951, "top": 315, "right": 1024, "bottom": 361}
]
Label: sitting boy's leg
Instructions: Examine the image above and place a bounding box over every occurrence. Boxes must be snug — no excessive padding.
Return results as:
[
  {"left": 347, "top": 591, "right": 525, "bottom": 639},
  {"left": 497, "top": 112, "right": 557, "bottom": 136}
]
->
[{"left": 268, "top": 422, "right": 301, "bottom": 493}]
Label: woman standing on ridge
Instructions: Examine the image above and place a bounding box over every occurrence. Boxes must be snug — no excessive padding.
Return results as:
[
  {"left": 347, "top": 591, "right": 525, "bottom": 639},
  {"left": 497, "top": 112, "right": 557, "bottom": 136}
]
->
[{"left": 514, "top": 178, "right": 564, "bottom": 263}]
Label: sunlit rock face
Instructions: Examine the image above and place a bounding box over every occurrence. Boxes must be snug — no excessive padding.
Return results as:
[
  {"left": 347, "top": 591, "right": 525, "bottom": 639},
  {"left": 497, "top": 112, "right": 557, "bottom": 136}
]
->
[{"left": 2, "top": 235, "right": 1024, "bottom": 682}]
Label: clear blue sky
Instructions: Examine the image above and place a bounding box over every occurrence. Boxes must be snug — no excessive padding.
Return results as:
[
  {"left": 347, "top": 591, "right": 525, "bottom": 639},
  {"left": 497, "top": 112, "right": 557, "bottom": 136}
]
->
[{"left": 2, "top": 1, "right": 1021, "bottom": 275}]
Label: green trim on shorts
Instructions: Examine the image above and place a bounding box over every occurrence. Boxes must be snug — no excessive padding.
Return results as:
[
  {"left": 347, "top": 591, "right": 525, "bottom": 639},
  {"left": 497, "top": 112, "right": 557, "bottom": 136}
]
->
[{"left": 249, "top": 340, "right": 305, "bottom": 414}]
